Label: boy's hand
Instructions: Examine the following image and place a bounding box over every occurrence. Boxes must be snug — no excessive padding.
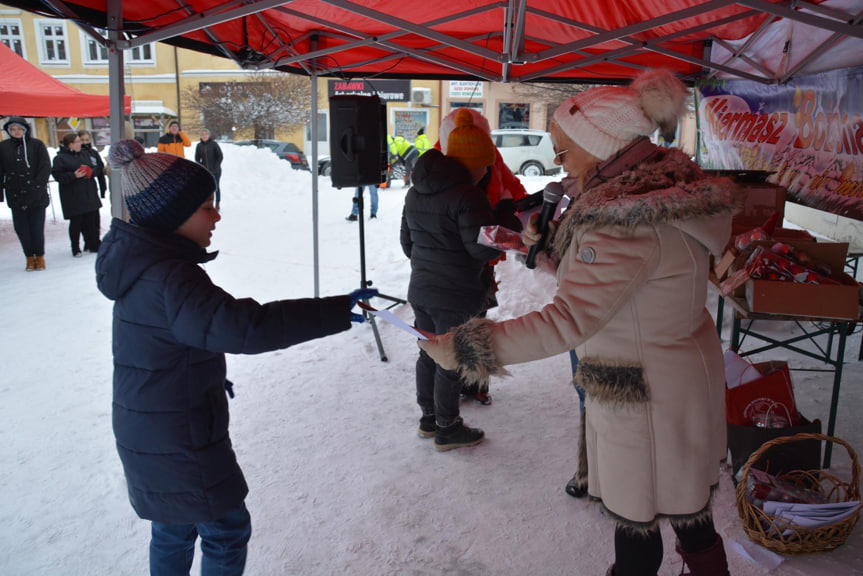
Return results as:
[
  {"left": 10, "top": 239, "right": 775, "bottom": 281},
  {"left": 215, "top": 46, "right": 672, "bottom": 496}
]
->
[{"left": 348, "top": 288, "right": 379, "bottom": 323}]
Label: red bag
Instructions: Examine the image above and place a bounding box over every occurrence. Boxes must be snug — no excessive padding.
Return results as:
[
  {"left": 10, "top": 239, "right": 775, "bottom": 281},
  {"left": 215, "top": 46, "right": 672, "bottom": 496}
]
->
[{"left": 726, "top": 361, "right": 800, "bottom": 427}]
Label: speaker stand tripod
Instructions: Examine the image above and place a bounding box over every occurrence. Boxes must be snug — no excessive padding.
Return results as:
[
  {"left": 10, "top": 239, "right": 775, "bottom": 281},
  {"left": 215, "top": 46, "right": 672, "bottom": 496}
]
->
[{"left": 353, "top": 185, "right": 406, "bottom": 362}]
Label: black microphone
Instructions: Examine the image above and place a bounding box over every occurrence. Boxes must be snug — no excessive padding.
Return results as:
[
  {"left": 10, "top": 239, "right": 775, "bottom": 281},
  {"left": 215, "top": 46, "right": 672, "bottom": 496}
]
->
[{"left": 525, "top": 182, "right": 564, "bottom": 269}]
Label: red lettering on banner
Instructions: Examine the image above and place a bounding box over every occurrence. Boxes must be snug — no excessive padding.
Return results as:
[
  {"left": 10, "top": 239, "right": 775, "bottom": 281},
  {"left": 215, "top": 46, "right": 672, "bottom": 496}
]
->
[
  {"left": 767, "top": 113, "right": 787, "bottom": 144},
  {"left": 747, "top": 115, "right": 767, "bottom": 142}
]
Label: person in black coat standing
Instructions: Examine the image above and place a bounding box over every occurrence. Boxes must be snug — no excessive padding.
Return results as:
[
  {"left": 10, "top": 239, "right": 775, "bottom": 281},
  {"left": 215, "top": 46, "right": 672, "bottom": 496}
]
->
[
  {"left": 78, "top": 129, "right": 107, "bottom": 252},
  {"left": 0, "top": 117, "right": 51, "bottom": 271},
  {"left": 195, "top": 128, "right": 224, "bottom": 208},
  {"left": 52, "top": 132, "right": 102, "bottom": 257},
  {"left": 400, "top": 108, "right": 503, "bottom": 451}
]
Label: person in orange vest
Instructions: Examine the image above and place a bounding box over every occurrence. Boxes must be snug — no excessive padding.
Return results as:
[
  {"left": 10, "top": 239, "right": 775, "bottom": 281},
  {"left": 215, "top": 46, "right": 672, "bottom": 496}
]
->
[{"left": 157, "top": 120, "right": 191, "bottom": 158}]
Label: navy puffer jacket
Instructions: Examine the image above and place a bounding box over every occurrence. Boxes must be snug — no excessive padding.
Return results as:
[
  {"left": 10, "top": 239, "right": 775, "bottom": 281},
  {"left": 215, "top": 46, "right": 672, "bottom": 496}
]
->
[
  {"left": 96, "top": 218, "right": 352, "bottom": 524},
  {"left": 399, "top": 149, "right": 502, "bottom": 313}
]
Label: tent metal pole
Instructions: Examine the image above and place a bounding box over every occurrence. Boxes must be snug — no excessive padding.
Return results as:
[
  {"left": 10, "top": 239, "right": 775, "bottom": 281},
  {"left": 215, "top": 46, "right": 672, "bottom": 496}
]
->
[
  {"left": 107, "top": 0, "right": 128, "bottom": 221},
  {"left": 310, "top": 35, "right": 320, "bottom": 297}
]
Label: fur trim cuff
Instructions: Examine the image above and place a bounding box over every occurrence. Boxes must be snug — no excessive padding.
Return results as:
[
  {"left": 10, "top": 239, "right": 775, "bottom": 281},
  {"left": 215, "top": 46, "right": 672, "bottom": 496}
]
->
[{"left": 452, "top": 318, "right": 509, "bottom": 386}]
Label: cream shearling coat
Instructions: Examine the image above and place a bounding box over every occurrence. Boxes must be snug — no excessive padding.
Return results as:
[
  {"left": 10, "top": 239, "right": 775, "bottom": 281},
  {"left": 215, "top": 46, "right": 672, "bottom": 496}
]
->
[{"left": 451, "top": 146, "right": 739, "bottom": 528}]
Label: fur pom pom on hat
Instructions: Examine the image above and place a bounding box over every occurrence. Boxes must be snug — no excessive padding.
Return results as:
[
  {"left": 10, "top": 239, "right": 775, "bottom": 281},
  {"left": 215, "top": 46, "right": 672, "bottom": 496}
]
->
[
  {"left": 109, "top": 139, "right": 215, "bottom": 231},
  {"left": 439, "top": 108, "right": 491, "bottom": 155},
  {"left": 445, "top": 108, "right": 496, "bottom": 170},
  {"left": 552, "top": 69, "right": 688, "bottom": 161}
]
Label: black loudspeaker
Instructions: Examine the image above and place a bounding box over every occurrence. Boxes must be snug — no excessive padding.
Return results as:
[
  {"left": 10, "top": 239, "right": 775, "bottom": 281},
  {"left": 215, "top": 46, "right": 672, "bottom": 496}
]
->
[{"left": 329, "top": 95, "right": 387, "bottom": 188}]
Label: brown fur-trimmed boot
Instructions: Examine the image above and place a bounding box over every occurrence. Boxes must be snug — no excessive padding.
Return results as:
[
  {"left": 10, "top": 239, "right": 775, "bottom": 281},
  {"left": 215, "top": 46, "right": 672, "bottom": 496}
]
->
[
  {"left": 676, "top": 535, "right": 730, "bottom": 576},
  {"left": 34, "top": 255, "right": 46, "bottom": 270},
  {"left": 26, "top": 256, "right": 36, "bottom": 271}
]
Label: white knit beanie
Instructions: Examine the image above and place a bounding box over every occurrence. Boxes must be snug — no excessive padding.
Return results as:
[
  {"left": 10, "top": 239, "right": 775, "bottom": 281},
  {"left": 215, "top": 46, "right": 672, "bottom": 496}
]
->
[
  {"left": 552, "top": 69, "right": 688, "bottom": 161},
  {"left": 439, "top": 108, "right": 491, "bottom": 154}
]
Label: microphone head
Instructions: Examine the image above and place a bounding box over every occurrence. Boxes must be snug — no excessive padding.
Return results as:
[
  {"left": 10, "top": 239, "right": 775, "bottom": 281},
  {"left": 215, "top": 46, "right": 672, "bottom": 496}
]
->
[{"left": 543, "top": 181, "right": 564, "bottom": 203}]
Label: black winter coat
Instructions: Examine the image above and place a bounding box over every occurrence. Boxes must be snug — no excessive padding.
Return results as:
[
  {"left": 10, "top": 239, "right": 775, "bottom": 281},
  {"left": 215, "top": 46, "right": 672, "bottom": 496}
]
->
[
  {"left": 96, "top": 218, "right": 353, "bottom": 524},
  {"left": 81, "top": 144, "right": 107, "bottom": 197},
  {"left": 400, "top": 149, "right": 502, "bottom": 313},
  {"left": 0, "top": 117, "right": 51, "bottom": 210},
  {"left": 195, "top": 139, "right": 223, "bottom": 175},
  {"left": 52, "top": 147, "right": 102, "bottom": 219}
]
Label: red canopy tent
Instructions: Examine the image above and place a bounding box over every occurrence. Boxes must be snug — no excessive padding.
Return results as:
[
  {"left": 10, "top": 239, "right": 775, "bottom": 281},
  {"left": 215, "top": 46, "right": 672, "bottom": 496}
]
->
[
  {"left": 3, "top": 0, "right": 861, "bottom": 84},
  {"left": 0, "top": 40, "right": 130, "bottom": 118}
]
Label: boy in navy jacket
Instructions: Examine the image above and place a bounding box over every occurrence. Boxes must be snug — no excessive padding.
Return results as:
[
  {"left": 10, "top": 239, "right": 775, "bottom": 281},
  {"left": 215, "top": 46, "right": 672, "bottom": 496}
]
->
[{"left": 96, "top": 139, "right": 374, "bottom": 575}]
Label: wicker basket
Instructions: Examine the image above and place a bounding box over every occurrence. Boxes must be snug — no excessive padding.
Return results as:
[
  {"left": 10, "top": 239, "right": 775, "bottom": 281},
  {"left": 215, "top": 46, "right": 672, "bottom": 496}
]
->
[{"left": 735, "top": 432, "right": 862, "bottom": 554}]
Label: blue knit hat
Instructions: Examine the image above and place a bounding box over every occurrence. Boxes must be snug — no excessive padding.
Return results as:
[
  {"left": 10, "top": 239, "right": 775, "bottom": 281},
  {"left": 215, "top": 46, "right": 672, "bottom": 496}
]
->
[{"left": 109, "top": 139, "right": 215, "bottom": 231}]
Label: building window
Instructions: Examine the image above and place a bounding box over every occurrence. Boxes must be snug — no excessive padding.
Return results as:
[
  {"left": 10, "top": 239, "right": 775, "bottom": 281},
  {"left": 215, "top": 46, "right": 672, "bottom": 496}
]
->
[
  {"left": 0, "top": 19, "right": 25, "bottom": 57},
  {"left": 128, "top": 43, "right": 154, "bottom": 64},
  {"left": 35, "top": 19, "right": 69, "bottom": 65},
  {"left": 498, "top": 103, "right": 530, "bottom": 129},
  {"left": 83, "top": 33, "right": 108, "bottom": 64}
]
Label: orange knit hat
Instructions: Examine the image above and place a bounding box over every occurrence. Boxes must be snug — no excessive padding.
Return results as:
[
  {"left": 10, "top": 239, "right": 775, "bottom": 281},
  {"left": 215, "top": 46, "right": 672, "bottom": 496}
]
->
[{"left": 445, "top": 108, "right": 496, "bottom": 170}]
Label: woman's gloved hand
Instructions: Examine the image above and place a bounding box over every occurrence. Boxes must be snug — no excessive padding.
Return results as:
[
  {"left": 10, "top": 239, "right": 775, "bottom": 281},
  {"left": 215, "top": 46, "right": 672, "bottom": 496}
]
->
[
  {"left": 348, "top": 288, "right": 379, "bottom": 323},
  {"left": 522, "top": 212, "right": 557, "bottom": 248},
  {"left": 417, "top": 333, "right": 458, "bottom": 371}
]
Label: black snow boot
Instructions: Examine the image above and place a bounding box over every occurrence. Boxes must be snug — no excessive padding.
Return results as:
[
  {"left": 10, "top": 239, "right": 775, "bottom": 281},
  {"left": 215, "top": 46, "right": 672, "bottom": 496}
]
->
[{"left": 434, "top": 417, "right": 484, "bottom": 451}]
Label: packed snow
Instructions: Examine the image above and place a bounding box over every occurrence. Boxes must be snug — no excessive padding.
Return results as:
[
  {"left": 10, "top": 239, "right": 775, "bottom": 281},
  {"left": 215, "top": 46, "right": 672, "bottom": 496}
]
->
[{"left": 1, "top": 143, "right": 861, "bottom": 575}]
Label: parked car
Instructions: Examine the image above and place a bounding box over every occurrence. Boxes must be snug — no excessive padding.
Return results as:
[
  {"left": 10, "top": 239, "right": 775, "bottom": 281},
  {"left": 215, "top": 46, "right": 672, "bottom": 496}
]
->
[
  {"left": 317, "top": 155, "right": 332, "bottom": 177},
  {"left": 490, "top": 129, "right": 561, "bottom": 177},
  {"left": 233, "top": 139, "right": 310, "bottom": 171}
]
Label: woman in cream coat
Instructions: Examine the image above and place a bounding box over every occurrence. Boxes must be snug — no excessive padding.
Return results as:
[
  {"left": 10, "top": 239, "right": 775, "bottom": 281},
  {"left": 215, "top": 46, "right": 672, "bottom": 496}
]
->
[{"left": 420, "top": 69, "right": 740, "bottom": 576}]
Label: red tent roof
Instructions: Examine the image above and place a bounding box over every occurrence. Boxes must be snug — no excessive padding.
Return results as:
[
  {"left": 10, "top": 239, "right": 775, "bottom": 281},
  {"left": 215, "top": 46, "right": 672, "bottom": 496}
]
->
[
  {"left": 0, "top": 40, "right": 130, "bottom": 117},
  {"left": 3, "top": 0, "right": 861, "bottom": 84}
]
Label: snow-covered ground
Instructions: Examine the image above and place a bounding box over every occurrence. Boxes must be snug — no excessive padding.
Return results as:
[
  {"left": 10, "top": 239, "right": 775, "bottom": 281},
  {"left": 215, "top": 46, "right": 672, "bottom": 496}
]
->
[{"left": 1, "top": 143, "right": 861, "bottom": 575}]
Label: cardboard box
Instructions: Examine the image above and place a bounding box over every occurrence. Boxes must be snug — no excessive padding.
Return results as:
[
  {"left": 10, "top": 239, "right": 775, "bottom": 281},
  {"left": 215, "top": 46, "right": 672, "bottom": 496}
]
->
[
  {"left": 714, "top": 229, "right": 818, "bottom": 301},
  {"left": 744, "top": 241, "right": 861, "bottom": 320}
]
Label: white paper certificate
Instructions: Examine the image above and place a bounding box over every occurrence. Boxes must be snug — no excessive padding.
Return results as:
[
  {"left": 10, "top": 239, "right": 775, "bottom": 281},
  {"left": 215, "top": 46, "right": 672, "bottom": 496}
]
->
[{"left": 357, "top": 302, "right": 432, "bottom": 340}]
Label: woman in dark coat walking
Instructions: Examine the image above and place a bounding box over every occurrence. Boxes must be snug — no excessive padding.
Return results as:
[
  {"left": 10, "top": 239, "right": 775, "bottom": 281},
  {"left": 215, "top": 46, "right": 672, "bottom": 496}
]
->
[
  {"left": 52, "top": 132, "right": 102, "bottom": 256},
  {"left": 0, "top": 117, "right": 51, "bottom": 270},
  {"left": 78, "top": 130, "right": 107, "bottom": 252}
]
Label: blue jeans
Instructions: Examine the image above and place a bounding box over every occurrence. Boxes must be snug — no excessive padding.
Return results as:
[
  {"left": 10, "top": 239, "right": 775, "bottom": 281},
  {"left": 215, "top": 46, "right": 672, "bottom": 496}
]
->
[
  {"left": 351, "top": 185, "right": 378, "bottom": 217},
  {"left": 150, "top": 503, "right": 252, "bottom": 576}
]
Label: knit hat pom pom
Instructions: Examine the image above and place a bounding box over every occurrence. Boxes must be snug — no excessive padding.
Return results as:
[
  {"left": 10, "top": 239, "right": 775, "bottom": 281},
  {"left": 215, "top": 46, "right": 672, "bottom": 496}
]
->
[
  {"left": 454, "top": 108, "right": 476, "bottom": 129},
  {"left": 109, "top": 139, "right": 145, "bottom": 168},
  {"left": 630, "top": 69, "right": 688, "bottom": 140}
]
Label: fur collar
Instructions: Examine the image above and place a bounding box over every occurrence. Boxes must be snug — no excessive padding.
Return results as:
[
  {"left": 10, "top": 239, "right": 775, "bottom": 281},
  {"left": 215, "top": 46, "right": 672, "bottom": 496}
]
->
[{"left": 552, "top": 148, "right": 740, "bottom": 260}]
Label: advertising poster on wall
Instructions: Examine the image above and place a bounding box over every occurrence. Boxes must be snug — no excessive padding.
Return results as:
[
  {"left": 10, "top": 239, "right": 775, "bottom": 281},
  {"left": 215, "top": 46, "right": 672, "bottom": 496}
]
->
[
  {"left": 391, "top": 109, "right": 429, "bottom": 141},
  {"left": 696, "top": 66, "right": 863, "bottom": 221}
]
